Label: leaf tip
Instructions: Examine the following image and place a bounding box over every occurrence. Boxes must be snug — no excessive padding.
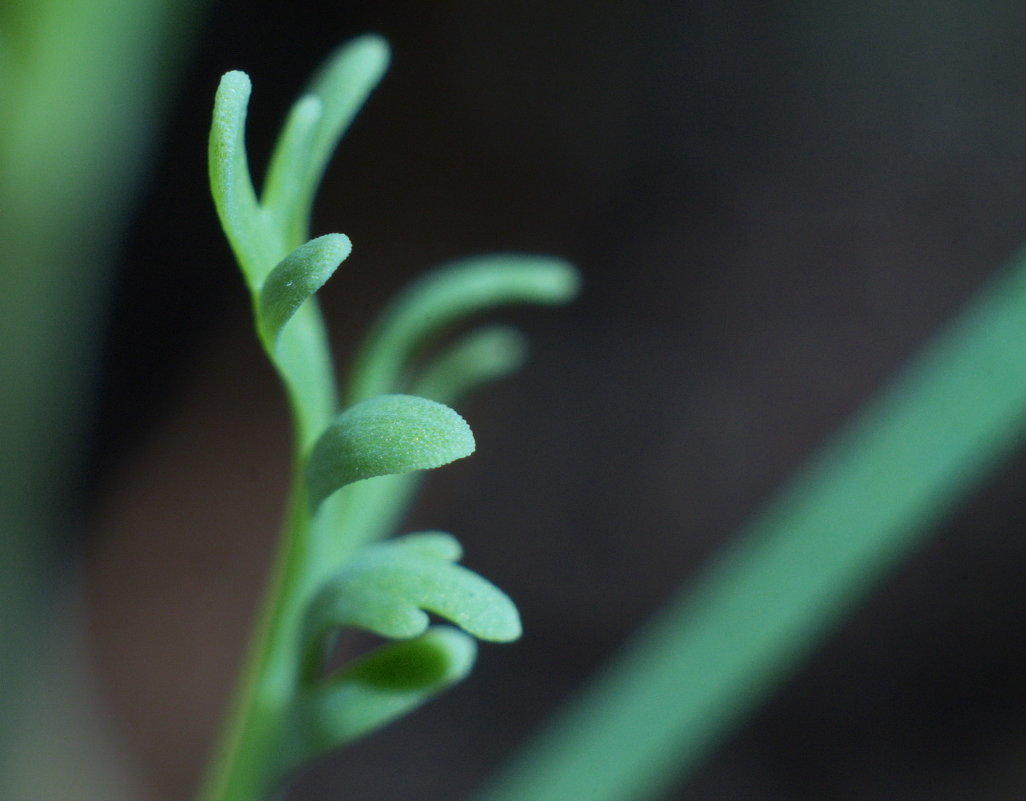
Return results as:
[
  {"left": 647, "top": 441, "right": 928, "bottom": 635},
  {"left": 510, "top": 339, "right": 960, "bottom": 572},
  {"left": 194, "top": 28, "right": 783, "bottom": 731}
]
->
[
  {"left": 214, "top": 71, "right": 252, "bottom": 114},
  {"left": 464, "top": 585, "right": 523, "bottom": 643},
  {"left": 548, "top": 258, "right": 582, "bottom": 302},
  {"left": 220, "top": 68, "right": 251, "bottom": 87},
  {"left": 348, "top": 33, "right": 392, "bottom": 76}
]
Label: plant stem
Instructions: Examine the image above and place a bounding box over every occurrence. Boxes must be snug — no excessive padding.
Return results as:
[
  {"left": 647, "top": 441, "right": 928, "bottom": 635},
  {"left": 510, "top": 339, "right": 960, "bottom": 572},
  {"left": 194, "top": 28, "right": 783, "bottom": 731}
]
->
[
  {"left": 197, "top": 232, "right": 350, "bottom": 800},
  {"left": 194, "top": 475, "right": 314, "bottom": 801}
]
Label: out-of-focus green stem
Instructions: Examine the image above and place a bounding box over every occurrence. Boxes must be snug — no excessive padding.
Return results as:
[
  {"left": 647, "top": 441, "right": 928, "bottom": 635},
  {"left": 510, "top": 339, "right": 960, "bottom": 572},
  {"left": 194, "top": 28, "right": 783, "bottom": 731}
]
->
[
  {"left": 0, "top": 0, "right": 204, "bottom": 787},
  {"left": 478, "top": 248, "right": 1026, "bottom": 801}
]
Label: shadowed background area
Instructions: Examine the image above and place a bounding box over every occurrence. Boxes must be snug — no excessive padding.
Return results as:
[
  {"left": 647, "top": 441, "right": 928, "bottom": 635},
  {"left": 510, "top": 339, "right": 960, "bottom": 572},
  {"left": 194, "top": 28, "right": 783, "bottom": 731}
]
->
[{"left": 80, "top": 2, "right": 1026, "bottom": 798}]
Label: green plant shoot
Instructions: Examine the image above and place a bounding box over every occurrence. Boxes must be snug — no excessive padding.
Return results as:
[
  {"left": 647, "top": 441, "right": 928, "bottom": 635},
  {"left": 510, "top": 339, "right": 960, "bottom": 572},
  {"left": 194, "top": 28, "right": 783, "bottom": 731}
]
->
[{"left": 198, "top": 35, "right": 578, "bottom": 801}]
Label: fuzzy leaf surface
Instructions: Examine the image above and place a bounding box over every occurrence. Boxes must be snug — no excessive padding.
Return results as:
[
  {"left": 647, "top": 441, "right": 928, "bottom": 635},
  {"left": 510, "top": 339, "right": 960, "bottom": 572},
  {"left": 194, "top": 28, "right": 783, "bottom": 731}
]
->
[
  {"left": 304, "top": 532, "right": 521, "bottom": 663},
  {"left": 305, "top": 394, "right": 474, "bottom": 510},
  {"left": 208, "top": 70, "right": 268, "bottom": 283},
  {"left": 258, "top": 233, "right": 351, "bottom": 345}
]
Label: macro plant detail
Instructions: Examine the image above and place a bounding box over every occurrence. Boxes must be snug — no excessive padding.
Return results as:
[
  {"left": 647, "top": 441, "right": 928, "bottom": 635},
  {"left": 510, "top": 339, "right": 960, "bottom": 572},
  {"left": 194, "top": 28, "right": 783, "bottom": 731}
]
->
[
  {"left": 7, "top": 8, "right": 1022, "bottom": 801},
  {"left": 200, "top": 34, "right": 578, "bottom": 800}
]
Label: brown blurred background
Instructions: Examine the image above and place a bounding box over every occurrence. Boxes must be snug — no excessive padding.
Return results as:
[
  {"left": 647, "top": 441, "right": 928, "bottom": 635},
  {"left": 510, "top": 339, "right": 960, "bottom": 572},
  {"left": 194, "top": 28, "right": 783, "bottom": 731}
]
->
[{"left": 82, "top": 2, "right": 1026, "bottom": 799}]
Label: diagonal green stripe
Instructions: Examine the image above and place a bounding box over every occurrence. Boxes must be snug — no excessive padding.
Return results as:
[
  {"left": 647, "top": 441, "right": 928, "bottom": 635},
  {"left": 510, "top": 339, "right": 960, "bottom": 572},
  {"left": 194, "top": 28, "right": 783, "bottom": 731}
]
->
[{"left": 477, "top": 248, "right": 1026, "bottom": 801}]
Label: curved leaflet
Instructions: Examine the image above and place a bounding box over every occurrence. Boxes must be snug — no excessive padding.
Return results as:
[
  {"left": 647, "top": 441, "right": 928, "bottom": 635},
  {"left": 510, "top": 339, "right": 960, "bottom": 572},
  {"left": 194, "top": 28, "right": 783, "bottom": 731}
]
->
[
  {"left": 258, "top": 233, "right": 352, "bottom": 346},
  {"left": 305, "top": 394, "right": 475, "bottom": 510},
  {"left": 286, "top": 531, "right": 519, "bottom": 771},
  {"left": 303, "top": 532, "right": 521, "bottom": 673},
  {"left": 285, "top": 626, "right": 476, "bottom": 768},
  {"left": 209, "top": 70, "right": 266, "bottom": 281},
  {"left": 412, "top": 324, "right": 529, "bottom": 404},
  {"left": 347, "top": 254, "right": 580, "bottom": 402},
  {"left": 263, "top": 35, "right": 390, "bottom": 245}
]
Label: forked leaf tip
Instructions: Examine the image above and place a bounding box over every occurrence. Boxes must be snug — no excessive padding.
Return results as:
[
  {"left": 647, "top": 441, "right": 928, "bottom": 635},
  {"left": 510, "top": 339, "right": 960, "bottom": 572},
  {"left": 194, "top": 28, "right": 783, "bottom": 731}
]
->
[{"left": 303, "top": 534, "right": 521, "bottom": 667}]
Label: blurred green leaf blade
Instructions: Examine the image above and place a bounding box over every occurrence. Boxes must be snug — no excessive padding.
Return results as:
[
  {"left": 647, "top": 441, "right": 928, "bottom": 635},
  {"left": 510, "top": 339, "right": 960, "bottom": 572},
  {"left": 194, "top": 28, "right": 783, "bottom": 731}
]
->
[
  {"left": 263, "top": 34, "right": 390, "bottom": 245},
  {"left": 348, "top": 254, "right": 580, "bottom": 402},
  {"left": 413, "top": 324, "right": 530, "bottom": 404}
]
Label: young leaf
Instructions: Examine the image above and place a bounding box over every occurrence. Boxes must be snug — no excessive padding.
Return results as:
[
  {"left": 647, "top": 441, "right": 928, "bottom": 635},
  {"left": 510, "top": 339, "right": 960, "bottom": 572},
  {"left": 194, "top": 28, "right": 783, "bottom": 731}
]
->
[
  {"left": 305, "top": 394, "right": 475, "bottom": 510},
  {"left": 412, "top": 325, "right": 529, "bottom": 405},
  {"left": 263, "top": 34, "right": 391, "bottom": 246},
  {"left": 209, "top": 70, "right": 267, "bottom": 283},
  {"left": 303, "top": 532, "right": 521, "bottom": 671},
  {"left": 323, "top": 326, "right": 531, "bottom": 557},
  {"left": 347, "top": 254, "right": 580, "bottom": 402},
  {"left": 259, "top": 94, "right": 322, "bottom": 242},
  {"left": 300, "top": 35, "right": 390, "bottom": 214},
  {"left": 258, "top": 233, "right": 352, "bottom": 346},
  {"left": 285, "top": 626, "right": 476, "bottom": 767}
]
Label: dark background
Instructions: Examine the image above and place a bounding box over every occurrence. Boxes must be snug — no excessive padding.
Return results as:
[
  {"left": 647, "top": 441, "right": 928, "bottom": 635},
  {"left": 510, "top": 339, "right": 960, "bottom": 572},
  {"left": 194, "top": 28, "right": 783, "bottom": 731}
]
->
[{"left": 84, "top": 3, "right": 1026, "bottom": 799}]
